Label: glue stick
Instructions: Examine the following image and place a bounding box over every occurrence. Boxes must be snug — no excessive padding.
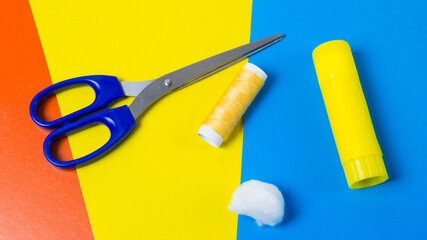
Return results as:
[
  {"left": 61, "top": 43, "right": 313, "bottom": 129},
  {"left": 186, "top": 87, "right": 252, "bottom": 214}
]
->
[
  {"left": 312, "top": 40, "right": 388, "bottom": 189},
  {"left": 198, "top": 63, "right": 267, "bottom": 147}
]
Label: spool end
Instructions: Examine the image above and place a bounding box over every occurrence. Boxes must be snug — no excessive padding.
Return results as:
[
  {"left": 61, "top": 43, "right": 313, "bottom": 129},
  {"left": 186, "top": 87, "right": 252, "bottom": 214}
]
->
[
  {"left": 198, "top": 125, "right": 223, "bottom": 147},
  {"left": 342, "top": 155, "right": 388, "bottom": 189},
  {"left": 244, "top": 63, "right": 268, "bottom": 81}
]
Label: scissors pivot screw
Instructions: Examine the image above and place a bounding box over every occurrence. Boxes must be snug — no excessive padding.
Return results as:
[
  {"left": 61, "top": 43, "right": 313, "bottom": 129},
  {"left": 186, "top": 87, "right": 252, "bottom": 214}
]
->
[{"left": 164, "top": 79, "right": 172, "bottom": 87}]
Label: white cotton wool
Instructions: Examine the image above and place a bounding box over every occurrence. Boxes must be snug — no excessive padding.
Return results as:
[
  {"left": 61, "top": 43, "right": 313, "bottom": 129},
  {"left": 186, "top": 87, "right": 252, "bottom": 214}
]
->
[{"left": 228, "top": 180, "right": 284, "bottom": 227}]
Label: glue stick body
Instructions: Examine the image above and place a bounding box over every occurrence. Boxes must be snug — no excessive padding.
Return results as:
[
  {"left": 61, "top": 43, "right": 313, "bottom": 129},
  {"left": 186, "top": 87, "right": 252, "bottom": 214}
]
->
[{"left": 312, "top": 40, "right": 388, "bottom": 189}]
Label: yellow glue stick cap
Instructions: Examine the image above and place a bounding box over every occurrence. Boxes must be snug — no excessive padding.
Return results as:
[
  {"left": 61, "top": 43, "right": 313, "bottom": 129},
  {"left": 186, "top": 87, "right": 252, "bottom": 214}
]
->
[{"left": 312, "top": 40, "right": 388, "bottom": 189}]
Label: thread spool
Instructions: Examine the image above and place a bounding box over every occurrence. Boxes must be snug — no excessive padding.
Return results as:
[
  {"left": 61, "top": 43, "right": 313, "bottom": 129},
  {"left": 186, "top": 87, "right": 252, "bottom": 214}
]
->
[{"left": 198, "top": 63, "right": 267, "bottom": 147}]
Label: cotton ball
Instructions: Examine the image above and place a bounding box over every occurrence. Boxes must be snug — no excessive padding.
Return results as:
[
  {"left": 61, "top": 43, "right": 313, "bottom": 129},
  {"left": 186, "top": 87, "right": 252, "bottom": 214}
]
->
[{"left": 228, "top": 180, "right": 284, "bottom": 227}]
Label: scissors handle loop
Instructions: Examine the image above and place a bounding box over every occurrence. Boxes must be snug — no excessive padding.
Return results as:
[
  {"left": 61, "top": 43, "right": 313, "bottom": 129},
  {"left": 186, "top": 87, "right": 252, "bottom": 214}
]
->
[
  {"left": 43, "top": 105, "right": 136, "bottom": 169},
  {"left": 29, "top": 75, "right": 124, "bottom": 129}
]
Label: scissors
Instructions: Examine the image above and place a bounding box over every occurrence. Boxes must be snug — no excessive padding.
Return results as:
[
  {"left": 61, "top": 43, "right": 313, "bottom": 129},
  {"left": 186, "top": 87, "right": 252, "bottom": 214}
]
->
[{"left": 30, "top": 33, "right": 284, "bottom": 170}]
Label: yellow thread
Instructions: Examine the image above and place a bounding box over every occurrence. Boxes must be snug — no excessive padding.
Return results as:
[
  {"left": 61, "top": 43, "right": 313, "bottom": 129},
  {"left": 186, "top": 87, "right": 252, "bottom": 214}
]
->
[{"left": 200, "top": 64, "right": 266, "bottom": 146}]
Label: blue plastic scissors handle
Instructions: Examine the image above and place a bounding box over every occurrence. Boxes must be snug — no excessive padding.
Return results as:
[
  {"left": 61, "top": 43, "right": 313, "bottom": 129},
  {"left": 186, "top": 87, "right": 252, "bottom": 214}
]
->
[
  {"left": 30, "top": 75, "right": 125, "bottom": 129},
  {"left": 43, "top": 105, "right": 135, "bottom": 170},
  {"left": 30, "top": 34, "right": 284, "bottom": 170},
  {"left": 29, "top": 75, "right": 135, "bottom": 169}
]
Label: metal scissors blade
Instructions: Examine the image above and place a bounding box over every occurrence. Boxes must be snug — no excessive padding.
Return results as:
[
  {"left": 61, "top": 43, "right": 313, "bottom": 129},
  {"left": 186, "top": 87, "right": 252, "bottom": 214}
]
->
[
  {"left": 120, "top": 80, "right": 156, "bottom": 96},
  {"left": 129, "top": 33, "right": 284, "bottom": 119}
]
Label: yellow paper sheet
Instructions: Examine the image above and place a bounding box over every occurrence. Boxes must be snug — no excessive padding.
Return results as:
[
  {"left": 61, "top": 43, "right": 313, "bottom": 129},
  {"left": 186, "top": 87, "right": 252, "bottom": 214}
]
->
[{"left": 29, "top": 0, "right": 251, "bottom": 239}]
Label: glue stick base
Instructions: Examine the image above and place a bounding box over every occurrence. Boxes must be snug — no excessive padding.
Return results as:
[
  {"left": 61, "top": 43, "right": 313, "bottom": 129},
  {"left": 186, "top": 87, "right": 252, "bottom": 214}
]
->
[
  {"left": 343, "top": 155, "right": 388, "bottom": 189},
  {"left": 198, "top": 125, "right": 223, "bottom": 148}
]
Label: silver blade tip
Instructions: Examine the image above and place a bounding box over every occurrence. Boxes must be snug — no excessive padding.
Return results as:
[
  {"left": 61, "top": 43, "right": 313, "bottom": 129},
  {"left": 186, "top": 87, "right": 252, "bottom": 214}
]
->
[{"left": 275, "top": 33, "right": 285, "bottom": 40}]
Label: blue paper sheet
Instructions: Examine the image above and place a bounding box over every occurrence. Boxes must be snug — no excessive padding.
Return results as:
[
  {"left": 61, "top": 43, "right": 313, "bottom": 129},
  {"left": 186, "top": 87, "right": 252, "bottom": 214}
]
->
[{"left": 241, "top": 0, "right": 427, "bottom": 238}]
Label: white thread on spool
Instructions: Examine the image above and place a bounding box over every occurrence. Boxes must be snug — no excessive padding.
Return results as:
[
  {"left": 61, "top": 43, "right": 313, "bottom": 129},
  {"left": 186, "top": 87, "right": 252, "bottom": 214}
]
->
[
  {"left": 198, "top": 124, "right": 223, "bottom": 147},
  {"left": 244, "top": 63, "right": 267, "bottom": 81},
  {"left": 198, "top": 63, "right": 267, "bottom": 147}
]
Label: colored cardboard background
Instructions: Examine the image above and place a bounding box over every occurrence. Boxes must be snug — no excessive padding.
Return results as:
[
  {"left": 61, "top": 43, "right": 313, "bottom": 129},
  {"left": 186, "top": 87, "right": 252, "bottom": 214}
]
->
[
  {"left": 240, "top": 0, "right": 427, "bottom": 239},
  {"left": 2, "top": 0, "right": 426, "bottom": 239}
]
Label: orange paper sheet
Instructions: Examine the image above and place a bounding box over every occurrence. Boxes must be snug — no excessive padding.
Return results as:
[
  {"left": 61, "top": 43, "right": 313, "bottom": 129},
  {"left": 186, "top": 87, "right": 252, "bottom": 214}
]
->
[{"left": 0, "top": 1, "right": 93, "bottom": 239}]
